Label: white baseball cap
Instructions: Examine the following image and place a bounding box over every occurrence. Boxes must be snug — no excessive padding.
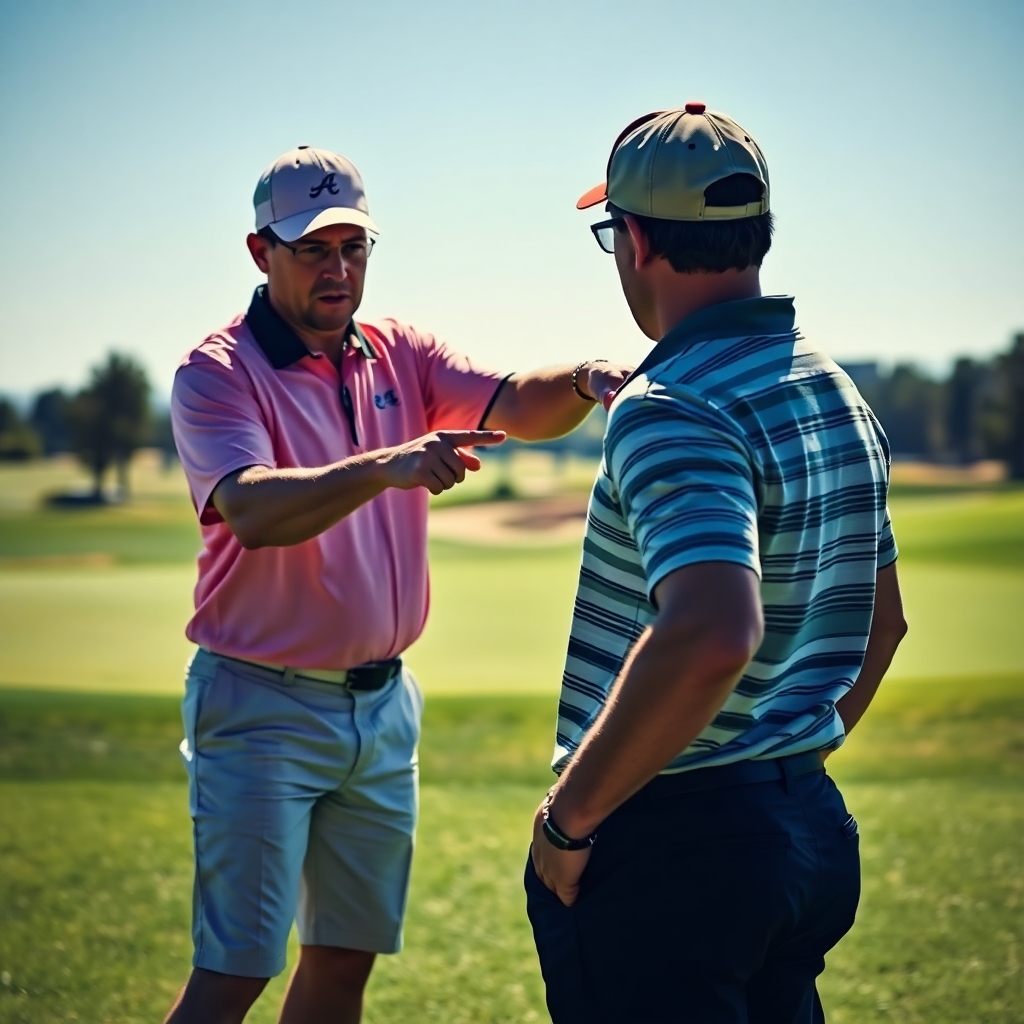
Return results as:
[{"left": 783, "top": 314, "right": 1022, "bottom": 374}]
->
[{"left": 253, "top": 146, "right": 379, "bottom": 242}]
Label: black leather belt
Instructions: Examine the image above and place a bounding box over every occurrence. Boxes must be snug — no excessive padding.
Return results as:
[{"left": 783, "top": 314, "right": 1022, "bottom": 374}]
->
[
  {"left": 631, "top": 750, "right": 825, "bottom": 803},
  {"left": 344, "top": 657, "right": 403, "bottom": 691},
  {"left": 202, "top": 649, "right": 402, "bottom": 691}
]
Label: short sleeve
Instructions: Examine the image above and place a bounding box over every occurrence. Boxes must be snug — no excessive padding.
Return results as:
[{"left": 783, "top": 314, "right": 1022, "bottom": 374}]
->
[
  {"left": 877, "top": 507, "right": 898, "bottom": 568},
  {"left": 171, "top": 349, "right": 275, "bottom": 525},
  {"left": 404, "top": 324, "right": 507, "bottom": 432},
  {"left": 605, "top": 388, "right": 761, "bottom": 598}
]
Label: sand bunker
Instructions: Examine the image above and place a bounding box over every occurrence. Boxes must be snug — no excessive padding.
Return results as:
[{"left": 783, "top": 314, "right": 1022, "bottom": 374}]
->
[{"left": 428, "top": 495, "right": 589, "bottom": 546}]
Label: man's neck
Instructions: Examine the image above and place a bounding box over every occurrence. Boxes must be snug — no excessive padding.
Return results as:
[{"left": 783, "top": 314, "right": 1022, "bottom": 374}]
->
[
  {"left": 265, "top": 287, "right": 350, "bottom": 366},
  {"left": 654, "top": 267, "right": 762, "bottom": 340}
]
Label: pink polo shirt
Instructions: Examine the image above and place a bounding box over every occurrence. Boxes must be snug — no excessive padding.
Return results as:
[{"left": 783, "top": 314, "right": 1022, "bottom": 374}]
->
[{"left": 171, "top": 286, "right": 506, "bottom": 669}]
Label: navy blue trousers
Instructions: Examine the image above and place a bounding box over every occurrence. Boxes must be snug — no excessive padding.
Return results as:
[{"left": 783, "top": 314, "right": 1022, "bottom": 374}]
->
[{"left": 526, "top": 762, "right": 860, "bottom": 1024}]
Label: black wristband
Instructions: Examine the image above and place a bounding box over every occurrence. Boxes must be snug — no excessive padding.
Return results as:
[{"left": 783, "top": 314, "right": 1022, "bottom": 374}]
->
[{"left": 541, "top": 792, "right": 597, "bottom": 851}]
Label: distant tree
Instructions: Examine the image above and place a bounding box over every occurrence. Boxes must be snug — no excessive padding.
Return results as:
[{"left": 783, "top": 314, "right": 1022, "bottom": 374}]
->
[
  {"left": 1005, "top": 333, "right": 1024, "bottom": 480},
  {"left": 946, "top": 358, "right": 983, "bottom": 463},
  {"left": 842, "top": 362, "right": 884, "bottom": 411},
  {"left": 148, "top": 410, "right": 179, "bottom": 468},
  {"left": 67, "top": 354, "right": 151, "bottom": 500},
  {"left": 876, "top": 364, "right": 945, "bottom": 458},
  {"left": 29, "top": 388, "right": 71, "bottom": 455},
  {"left": 0, "top": 398, "right": 42, "bottom": 461}
]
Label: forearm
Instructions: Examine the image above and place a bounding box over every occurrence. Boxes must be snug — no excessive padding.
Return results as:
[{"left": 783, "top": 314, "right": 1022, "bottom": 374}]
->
[
  {"left": 215, "top": 454, "right": 390, "bottom": 548},
  {"left": 213, "top": 427, "right": 504, "bottom": 548},
  {"left": 484, "top": 366, "right": 593, "bottom": 441},
  {"left": 551, "top": 623, "right": 752, "bottom": 837}
]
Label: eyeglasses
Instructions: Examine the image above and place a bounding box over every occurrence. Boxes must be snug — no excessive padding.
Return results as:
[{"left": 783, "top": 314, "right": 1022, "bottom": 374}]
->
[
  {"left": 277, "top": 236, "right": 376, "bottom": 267},
  {"left": 590, "top": 217, "right": 624, "bottom": 254}
]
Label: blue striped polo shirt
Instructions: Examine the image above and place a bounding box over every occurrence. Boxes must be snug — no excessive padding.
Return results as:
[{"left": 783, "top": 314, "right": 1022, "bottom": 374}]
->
[{"left": 553, "top": 295, "right": 897, "bottom": 775}]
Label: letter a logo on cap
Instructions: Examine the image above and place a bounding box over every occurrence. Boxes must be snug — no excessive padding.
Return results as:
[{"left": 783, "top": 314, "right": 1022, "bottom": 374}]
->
[
  {"left": 309, "top": 173, "right": 341, "bottom": 199},
  {"left": 254, "top": 147, "right": 379, "bottom": 241}
]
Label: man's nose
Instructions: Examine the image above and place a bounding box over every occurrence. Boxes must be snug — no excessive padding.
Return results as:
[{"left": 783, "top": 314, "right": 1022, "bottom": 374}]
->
[{"left": 321, "top": 250, "right": 349, "bottom": 279}]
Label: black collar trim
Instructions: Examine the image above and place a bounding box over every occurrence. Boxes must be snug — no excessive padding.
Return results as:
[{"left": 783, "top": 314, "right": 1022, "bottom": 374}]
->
[{"left": 245, "top": 285, "right": 377, "bottom": 370}]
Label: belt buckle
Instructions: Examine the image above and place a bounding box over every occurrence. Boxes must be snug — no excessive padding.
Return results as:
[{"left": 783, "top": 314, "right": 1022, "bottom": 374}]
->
[{"left": 346, "top": 659, "right": 399, "bottom": 691}]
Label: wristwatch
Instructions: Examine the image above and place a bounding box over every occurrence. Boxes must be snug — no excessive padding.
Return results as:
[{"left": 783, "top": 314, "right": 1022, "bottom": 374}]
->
[{"left": 541, "top": 790, "right": 598, "bottom": 851}]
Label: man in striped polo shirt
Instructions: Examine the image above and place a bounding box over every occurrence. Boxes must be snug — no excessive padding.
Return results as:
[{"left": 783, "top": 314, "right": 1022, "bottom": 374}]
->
[{"left": 526, "top": 105, "right": 909, "bottom": 1023}]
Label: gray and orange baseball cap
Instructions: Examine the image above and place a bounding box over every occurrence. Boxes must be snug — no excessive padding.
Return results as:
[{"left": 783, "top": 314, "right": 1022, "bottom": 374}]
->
[
  {"left": 577, "top": 103, "right": 770, "bottom": 221},
  {"left": 253, "top": 146, "right": 379, "bottom": 242}
]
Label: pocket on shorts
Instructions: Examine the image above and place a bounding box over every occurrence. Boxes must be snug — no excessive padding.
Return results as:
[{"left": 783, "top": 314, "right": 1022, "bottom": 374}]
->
[
  {"left": 180, "top": 660, "right": 218, "bottom": 816},
  {"left": 399, "top": 670, "right": 424, "bottom": 751},
  {"left": 372, "top": 670, "right": 423, "bottom": 773},
  {"left": 404, "top": 669, "right": 424, "bottom": 724}
]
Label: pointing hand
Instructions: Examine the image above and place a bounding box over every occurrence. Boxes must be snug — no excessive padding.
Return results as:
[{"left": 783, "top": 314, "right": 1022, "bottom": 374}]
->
[{"left": 382, "top": 430, "right": 506, "bottom": 495}]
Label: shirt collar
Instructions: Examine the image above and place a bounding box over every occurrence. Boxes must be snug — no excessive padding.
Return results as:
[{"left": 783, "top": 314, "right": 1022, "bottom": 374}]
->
[
  {"left": 245, "top": 284, "right": 377, "bottom": 370},
  {"left": 627, "top": 295, "right": 797, "bottom": 385}
]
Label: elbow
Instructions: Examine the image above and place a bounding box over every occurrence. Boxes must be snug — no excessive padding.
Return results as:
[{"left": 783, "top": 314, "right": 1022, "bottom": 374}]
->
[
  {"left": 692, "top": 631, "right": 761, "bottom": 689},
  {"left": 881, "top": 610, "right": 909, "bottom": 643},
  {"left": 714, "top": 620, "right": 764, "bottom": 676},
  {"left": 656, "top": 615, "right": 763, "bottom": 681},
  {"left": 224, "top": 511, "right": 268, "bottom": 550},
  {"left": 890, "top": 615, "right": 910, "bottom": 645},
  {"left": 873, "top": 613, "right": 908, "bottom": 658},
  {"left": 233, "top": 526, "right": 266, "bottom": 550},
  {"left": 717, "top": 605, "right": 765, "bottom": 674}
]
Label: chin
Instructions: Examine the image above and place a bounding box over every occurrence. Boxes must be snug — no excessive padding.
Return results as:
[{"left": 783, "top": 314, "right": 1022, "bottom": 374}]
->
[{"left": 306, "top": 304, "right": 354, "bottom": 332}]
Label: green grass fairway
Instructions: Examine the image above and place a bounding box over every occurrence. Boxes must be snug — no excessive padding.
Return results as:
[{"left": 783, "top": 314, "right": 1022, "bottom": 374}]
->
[
  {"left": 2, "top": 463, "right": 1023, "bottom": 1020},
  {"left": 3, "top": 490, "right": 1024, "bottom": 694},
  {"left": 4, "top": 546, "right": 1022, "bottom": 694},
  {"left": 0, "top": 566, "right": 196, "bottom": 693},
  {"left": 1, "top": 678, "right": 1022, "bottom": 1023}
]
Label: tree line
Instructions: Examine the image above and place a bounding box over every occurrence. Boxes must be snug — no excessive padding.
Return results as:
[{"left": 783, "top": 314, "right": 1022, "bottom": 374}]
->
[
  {"left": 0, "top": 353, "right": 171, "bottom": 501},
  {"left": 521, "top": 331, "right": 1024, "bottom": 479},
  {"left": 1, "top": 332, "right": 1023, "bottom": 497},
  {"left": 843, "top": 331, "right": 1024, "bottom": 477}
]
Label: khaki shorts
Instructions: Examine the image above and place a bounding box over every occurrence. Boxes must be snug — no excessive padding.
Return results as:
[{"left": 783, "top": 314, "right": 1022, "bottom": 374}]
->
[{"left": 180, "top": 647, "right": 423, "bottom": 978}]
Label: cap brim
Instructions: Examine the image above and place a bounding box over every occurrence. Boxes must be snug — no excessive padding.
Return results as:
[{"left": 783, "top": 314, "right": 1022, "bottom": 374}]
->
[
  {"left": 269, "top": 206, "right": 379, "bottom": 242},
  {"left": 576, "top": 182, "right": 608, "bottom": 210}
]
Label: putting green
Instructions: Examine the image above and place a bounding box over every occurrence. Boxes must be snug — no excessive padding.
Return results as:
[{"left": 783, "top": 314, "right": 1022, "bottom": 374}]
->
[
  {"left": 889, "top": 562, "right": 1024, "bottom": 679},
  {"left": 0, "top": 565, "right": 196, "bottom": 693},
  {"left": 1, "top": 547, "right": 1022, "bottom": 695}
]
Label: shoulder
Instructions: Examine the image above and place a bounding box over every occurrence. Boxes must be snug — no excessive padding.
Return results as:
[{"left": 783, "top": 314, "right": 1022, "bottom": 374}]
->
[
  {"left": 606, "top": 375, "right": 728, "bottom": 441},
  {"left": 177, "top": 314, "right": 258, "bottom": 372},
  {"left": 357, "top": 317, "right": 436, "bottom": 356},
  {"left": 173, "top": 315, "right": 262, "bottom": 403}
]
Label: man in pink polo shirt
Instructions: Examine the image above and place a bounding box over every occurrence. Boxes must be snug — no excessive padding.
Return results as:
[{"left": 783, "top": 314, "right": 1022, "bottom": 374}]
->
[{"left": 164, "top": 146, "right": 631, "bottom": 1024}]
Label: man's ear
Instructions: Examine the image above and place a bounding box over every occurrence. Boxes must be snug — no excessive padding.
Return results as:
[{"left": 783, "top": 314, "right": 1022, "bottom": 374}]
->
[
  {"left": 246, "top": 233, "right": 271, "bottom": 275},
  {"left": 622, "top": 215, "right": 651, "bottom": 271}
]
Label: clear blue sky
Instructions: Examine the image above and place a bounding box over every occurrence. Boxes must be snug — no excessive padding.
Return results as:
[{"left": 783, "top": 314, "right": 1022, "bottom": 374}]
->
[{"left": 1, "top": 0, "right": 1021, "bottom": 400}]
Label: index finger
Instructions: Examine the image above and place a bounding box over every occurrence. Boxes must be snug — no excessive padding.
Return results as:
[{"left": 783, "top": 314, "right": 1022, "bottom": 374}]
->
[{"left": 438, "top": 430, "right": 507, "bottom": 447}]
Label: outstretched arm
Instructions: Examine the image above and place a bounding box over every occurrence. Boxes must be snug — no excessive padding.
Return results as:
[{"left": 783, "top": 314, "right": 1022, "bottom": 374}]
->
[
  {"left": 483, "top": 362, "right": 633, "bottom": 440},
  {"left": 212, "top": 429, "right": 505, "bottom": 549}
]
